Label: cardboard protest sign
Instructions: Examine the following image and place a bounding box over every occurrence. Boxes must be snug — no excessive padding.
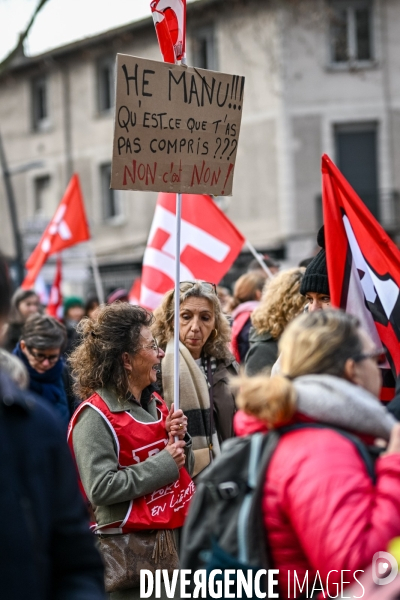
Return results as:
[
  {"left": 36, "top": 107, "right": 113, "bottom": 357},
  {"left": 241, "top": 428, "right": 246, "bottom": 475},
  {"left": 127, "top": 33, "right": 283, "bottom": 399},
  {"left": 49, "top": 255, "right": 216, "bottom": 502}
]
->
[{"left": 111, "top": 54, "right": 245, "bottom": 196}]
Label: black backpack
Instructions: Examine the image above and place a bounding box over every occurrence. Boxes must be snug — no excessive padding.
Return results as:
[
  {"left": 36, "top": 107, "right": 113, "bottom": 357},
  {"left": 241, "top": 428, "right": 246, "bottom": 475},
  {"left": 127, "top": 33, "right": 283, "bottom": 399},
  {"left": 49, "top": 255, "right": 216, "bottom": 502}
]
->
[{"left": 180, "top": 423, "right": 376, "bottom": 599}]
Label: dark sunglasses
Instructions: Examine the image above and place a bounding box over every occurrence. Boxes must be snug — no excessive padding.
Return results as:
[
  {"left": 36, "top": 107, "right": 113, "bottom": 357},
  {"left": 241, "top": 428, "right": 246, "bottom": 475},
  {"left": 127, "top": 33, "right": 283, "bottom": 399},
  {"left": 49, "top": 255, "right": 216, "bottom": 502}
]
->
[
  {"left": 178, "top": 281, "right": 217, "bottom": 294},
  {"left": 27, "top": 347, "right": 60, "bottom": 364},
  {"left": 353, "top": 348, "right": 387, "bottom": 367}
]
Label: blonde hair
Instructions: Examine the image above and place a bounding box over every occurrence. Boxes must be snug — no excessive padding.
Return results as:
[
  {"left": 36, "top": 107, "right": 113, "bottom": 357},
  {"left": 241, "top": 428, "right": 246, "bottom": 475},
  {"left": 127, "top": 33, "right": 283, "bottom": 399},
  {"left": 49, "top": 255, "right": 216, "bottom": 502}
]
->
[
  {"left": 251, "top": 268, "right": 306, "bottom": 339},
  {"left": 152, "top": 281, "right": 232, "bottom": 360},
  {"left": 236, "top": 310, "right": 363, "bottom": 427},
  {"left": 227, "top": 272, "right": 267, "bottom": 312}
]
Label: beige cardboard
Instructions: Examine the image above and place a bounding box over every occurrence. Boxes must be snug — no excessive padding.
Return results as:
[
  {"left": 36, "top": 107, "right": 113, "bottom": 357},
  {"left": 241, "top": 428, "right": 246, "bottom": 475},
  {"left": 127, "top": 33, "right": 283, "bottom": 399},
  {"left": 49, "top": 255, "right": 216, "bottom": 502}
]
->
[{"left": 111, "top": 54, "right": 245, "bottom": 196}]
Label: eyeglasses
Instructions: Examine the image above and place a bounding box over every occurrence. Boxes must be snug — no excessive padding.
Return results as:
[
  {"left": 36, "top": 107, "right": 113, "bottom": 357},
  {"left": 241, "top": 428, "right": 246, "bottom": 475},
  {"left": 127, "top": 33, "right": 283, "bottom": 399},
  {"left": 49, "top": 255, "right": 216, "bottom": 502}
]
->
[
  {"left": 139, "top": 338, "right": 159, "bottom": 354},
  {"left": 353, "top": 348, "right": 387, "bottom": 367},
  {"left": 27, "top": 347, "right": 60, "bottom": 364},
  {"left": 179, "top": 281, "right": 217, "bottom": 294}
]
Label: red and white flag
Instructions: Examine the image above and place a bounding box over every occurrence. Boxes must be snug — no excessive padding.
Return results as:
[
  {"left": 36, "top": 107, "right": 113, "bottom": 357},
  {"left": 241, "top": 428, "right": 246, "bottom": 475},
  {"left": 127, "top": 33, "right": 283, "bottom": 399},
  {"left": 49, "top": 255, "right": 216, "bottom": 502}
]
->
[
  {"left": 150, "top": 0, "right": 186, "bottom": 64},
  {"left": 322, "top": 153, "right": 400, "bottom": 401},
  {"left": 46, "top": 257, "right": 63, "bottom": 320},
  {"left": 22, "top": 174, "right": 90, "bottom": 289},
  {"left": 140, "top": 193, "right": 245, "bottom": 310},
  {"left": 129, "top": 277, "right": 142, "bottom": 306}
]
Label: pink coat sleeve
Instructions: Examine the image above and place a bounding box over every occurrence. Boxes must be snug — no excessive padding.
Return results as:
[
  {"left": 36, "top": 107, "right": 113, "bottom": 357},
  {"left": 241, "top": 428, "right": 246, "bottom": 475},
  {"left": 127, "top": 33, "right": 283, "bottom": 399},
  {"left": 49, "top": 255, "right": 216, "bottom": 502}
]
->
[{"left": 270, "top": 429, "right": 400, "bottom": 580}]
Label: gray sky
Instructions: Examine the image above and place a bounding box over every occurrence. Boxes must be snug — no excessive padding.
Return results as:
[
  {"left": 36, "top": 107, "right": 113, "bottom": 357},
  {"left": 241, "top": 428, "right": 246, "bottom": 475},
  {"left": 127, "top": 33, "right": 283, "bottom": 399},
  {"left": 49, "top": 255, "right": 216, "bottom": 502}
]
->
[{"left": 0, "top": 0, "right": 196, "bottom": 61}]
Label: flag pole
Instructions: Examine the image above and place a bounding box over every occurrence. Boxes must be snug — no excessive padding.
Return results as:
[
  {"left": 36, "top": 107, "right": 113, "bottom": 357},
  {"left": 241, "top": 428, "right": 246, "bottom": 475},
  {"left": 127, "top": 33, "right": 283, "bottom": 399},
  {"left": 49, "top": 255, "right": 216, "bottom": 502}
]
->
[
  {"left": 245, "top": 240, "right": 274, "bottom": 278},
  {"left": 173, "top": 51, "right": 187, "bottom": 418},
  {"left": 88, "top": 242, "right": 105, "bottom": 305},
  {"left": 173, "top": 192, "right": 182, "bottom": 416},
  {"left": 150, "top": 3, "right": 187, "bottom": 418}
]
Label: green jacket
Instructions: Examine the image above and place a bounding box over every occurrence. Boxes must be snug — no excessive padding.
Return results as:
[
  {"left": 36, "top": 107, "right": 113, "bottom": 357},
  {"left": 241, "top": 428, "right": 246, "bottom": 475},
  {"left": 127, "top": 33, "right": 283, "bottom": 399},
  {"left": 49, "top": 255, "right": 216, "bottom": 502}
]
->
[{"left": 72, "top": 386, "right": 194, "bottom": 529}]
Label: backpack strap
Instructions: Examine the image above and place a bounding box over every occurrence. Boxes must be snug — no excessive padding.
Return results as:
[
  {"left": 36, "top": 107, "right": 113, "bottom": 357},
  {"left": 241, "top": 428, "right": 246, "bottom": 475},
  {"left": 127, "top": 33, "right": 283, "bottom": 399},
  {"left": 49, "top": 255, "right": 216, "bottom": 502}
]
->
[
  {"left": 237, "top": 433, "right": 263, "bottom": 563},
  {"left": 238, "top": 430, "right": 281, "bottom": 566},
  {"left": 278, "top": 422, "right": 376, "bottom": 484}
]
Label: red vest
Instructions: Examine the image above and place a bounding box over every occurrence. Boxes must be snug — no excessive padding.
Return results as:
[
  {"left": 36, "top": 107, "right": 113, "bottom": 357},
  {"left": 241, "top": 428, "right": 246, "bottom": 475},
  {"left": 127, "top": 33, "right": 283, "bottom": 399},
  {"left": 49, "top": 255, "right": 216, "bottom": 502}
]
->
[{"left": 68, "top": 391, "right": 195, "bottom": 533}]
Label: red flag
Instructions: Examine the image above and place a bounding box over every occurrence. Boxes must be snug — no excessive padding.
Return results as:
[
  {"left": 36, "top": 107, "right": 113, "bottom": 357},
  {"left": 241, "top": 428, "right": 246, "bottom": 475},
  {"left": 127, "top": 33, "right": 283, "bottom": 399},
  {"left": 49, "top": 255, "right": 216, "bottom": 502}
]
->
[
  {"left": 129, "top": 277, "right": 142, "bottom": 305},
  {"left": 22, "top": 174, "right": 90, "bottom": 289},
  {"left": 322, "top": 153, "right": 400, "bottom": 401},
  {"left": 140, "top": 193, "right": 245, "bottom": 310},
  {"left": 150, "top": 0, "right": 186, "bottom": 64},
  {"left": 46, "top": 257, "right": 63, "bottom": 320}
]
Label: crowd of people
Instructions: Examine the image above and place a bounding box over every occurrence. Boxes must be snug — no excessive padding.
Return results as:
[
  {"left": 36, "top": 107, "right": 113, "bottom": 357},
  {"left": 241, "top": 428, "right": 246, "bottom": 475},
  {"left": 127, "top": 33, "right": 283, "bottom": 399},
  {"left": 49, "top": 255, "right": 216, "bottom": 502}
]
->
[{"left": 1, "top": 225, "right": 400, "bottom": 599}]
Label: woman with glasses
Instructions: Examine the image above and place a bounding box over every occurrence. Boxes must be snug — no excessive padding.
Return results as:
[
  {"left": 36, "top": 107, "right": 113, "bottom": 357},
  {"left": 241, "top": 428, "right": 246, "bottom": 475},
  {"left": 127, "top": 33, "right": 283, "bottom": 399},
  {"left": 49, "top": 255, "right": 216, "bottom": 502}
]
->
[
  {"left": 152, "top": 280, "right": 238, "bottom": 478},
  {"left": 13, "top": 313, "right": 72, "bottom": 428},
  {"left": 235, "top": 310, "right": 400, "bottom": 598},
  {"left": 68, "top": 303, "right": 194, "bottom": 599}
]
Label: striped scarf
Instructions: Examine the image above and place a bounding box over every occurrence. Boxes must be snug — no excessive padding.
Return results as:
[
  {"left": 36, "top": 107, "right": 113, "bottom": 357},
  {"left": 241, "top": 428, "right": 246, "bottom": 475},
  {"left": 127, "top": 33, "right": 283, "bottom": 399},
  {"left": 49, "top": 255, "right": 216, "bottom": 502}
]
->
[{"left": 162, "top": 339, "right": 221, "bottom": 477}]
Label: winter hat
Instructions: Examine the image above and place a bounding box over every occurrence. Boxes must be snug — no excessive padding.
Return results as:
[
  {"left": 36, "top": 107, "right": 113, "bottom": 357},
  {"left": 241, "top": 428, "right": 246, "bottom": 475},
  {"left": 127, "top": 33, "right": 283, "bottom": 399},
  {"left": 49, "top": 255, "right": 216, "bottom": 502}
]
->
[
  {"left": 63, "top": 296, "right": 84, "bottom": 314},
  {"left": 300, "top": 227, "right": 329, "bottom": 296}
]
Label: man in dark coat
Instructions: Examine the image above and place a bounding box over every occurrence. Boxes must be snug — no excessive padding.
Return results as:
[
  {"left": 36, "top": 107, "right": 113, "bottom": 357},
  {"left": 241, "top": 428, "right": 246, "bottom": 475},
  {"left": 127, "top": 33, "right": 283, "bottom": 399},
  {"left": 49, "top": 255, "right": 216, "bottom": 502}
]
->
[{"left": 0, "top": 255, "right": 105, "bottom": 600}]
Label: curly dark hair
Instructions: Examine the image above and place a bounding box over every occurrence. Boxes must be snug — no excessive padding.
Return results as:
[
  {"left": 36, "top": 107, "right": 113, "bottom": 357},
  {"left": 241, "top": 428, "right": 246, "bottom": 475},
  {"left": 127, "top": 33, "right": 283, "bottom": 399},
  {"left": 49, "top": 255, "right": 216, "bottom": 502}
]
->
[{"left": 69, "top": 303, "right": 153, "bottom": 400}]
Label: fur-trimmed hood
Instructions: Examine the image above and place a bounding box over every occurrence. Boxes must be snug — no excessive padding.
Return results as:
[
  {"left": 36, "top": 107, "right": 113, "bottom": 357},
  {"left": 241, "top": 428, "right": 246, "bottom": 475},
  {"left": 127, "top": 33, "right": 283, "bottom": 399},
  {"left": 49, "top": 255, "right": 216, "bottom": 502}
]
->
[{"left": 234, "top": 374, "right": 396, "bottom": 441}]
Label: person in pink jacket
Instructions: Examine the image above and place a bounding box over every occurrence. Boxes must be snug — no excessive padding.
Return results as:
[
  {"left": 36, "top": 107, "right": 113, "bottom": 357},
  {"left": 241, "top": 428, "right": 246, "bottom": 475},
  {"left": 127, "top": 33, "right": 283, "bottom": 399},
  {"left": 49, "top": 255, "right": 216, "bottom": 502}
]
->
[{"left": 235, "top": 309, "right": 400, "bottom": 599}]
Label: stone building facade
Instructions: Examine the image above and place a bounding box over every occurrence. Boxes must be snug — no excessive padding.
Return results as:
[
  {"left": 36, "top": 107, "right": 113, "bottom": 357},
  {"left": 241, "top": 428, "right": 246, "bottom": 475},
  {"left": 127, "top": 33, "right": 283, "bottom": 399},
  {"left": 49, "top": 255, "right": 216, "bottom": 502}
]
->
[{"left": 0, "top": 0, "right": 398, "bottom": 296}]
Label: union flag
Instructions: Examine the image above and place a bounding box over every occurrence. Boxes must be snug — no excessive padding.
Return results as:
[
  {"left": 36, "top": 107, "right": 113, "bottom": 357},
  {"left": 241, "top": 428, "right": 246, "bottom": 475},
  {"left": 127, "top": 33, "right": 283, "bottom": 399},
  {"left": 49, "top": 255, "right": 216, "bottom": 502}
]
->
[
  {"left": 22, "top": 174, "right": 90, "bottom": 289},
  {"left": 322, "top": 154, "right": 400, "bottom": 401},
  {"left": 140, "top": 193, "right": 245, "bottom": 310},
  {"left": 150, "top": 0, "right": 186, "bottom": 64}
]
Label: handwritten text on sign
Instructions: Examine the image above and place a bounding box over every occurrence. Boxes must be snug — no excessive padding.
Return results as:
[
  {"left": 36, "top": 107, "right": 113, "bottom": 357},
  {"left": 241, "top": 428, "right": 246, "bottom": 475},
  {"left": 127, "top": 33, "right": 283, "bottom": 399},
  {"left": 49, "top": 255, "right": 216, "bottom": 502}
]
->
[{"left": 111, "top": 54, "right": 245, "bottom": 196}]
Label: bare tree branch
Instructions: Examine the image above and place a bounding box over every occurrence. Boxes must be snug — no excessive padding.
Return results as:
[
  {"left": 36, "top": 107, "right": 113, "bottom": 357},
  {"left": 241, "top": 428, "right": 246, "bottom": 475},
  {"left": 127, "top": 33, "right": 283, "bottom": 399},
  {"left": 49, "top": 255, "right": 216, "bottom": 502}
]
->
[{"left": 0, "top": 0, "right": 51, "bottom": 74}]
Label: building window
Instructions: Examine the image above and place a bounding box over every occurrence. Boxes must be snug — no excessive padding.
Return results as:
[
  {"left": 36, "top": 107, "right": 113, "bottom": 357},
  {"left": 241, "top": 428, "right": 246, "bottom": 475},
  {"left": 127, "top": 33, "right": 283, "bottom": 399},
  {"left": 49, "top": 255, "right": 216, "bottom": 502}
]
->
[
  {"left": 32, "top": 76, "right": 49, "bottom": 131},
  {"left": 34, "top": 175, "right": 51, "bottom": 215},
  {"left": 335, "top": 122, "right": 379, "bottom": 220},
  {"left": 192, "top": 25, "right": 217, "bottom": 71},
  {"left": 97, "top": 57, "right": 115, "bottom": 113},
  {"left": 101, "top": 163, "right": 122, "bottom": 221},
  {"left": 329, "top": 1, "right": 373, "bottom": 64}
]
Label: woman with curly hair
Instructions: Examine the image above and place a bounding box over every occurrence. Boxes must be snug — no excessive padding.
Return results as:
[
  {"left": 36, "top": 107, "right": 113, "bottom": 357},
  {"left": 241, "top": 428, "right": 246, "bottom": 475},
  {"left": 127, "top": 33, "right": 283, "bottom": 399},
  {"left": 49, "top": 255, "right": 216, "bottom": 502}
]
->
[
  {"left": 68, "top": 303, "right": 194, "bottom": 598},
  {"left": 152, "top": 281, "right": 238, "bottom": 478},
  {"left": 245, "top": 267, "right": 306, "bottom": 376}
]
